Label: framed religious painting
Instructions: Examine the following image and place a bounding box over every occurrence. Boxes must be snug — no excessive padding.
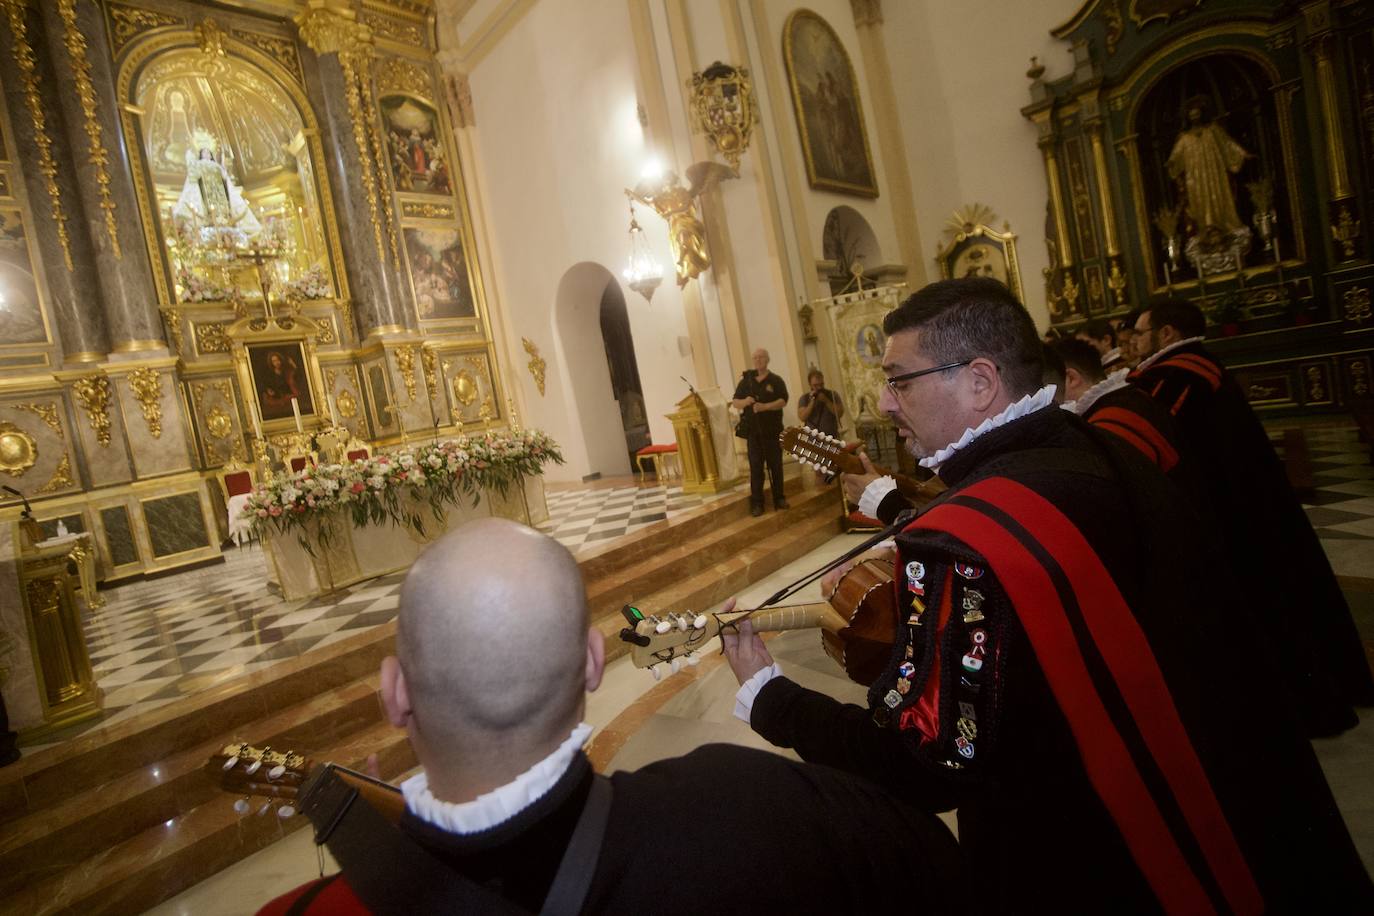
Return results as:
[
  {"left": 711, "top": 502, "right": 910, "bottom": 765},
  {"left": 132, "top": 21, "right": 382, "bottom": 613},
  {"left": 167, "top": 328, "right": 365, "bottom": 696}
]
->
[
  {"left": 782, "top": 10, "right": 878, "bottom": 198},
  {"left": 935, "top": 206, "right": 1024, "bottom": 303},
  {"left": 246, "top": 341, "right": 316, "bottom": 423},
  {"left": 227, "top": 314, "right": 327, "bottom": 434},
  {"left": 402, "top": 226, "right": 479, "bottom": 330},
  {"left": 381, "top": 96, "right": 454, "bottom": 196}
]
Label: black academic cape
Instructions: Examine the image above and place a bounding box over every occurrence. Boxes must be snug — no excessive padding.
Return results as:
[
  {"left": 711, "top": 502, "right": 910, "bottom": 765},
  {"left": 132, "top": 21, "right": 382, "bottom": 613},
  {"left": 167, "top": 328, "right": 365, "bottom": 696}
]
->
[
  {"left": 260, "top": 745, "right": 966, "bottom": 915},
  {"left": 1078, "top": 383, "right": 1208, "bottom": 506},
  {"left": 1131, "top": 341, "right": 1374, "bottom": 734},
  {"left": 751, "top": 406, "right": 1372, "bottom": 914}
]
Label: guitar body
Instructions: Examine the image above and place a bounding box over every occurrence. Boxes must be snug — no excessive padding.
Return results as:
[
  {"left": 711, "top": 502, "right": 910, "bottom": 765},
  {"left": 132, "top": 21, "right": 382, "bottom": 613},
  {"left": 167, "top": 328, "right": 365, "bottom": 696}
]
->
[{"left": 822, "top": 559, "right": 899, "bottom": 685}]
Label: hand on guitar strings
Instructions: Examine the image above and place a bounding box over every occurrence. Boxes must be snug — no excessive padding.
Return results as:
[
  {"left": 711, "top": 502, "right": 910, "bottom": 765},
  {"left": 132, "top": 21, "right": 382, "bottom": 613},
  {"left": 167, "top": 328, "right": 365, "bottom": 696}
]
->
[
  {"left": 720, "top": 599, "right": 776, "bottom": 686},
  {"left": 841, "top": 450, "right": 883, "bottom": 506}
]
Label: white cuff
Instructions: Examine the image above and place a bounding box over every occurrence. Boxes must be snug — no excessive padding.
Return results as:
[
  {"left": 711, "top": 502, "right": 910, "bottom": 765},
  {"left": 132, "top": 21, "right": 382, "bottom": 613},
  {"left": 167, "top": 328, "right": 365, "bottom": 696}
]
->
[
  {"left": 732, "top": 663, "right": 783, "bottom": 725},
  {"left": 858, "top": 476, "right": 897, "bottom": 519}
]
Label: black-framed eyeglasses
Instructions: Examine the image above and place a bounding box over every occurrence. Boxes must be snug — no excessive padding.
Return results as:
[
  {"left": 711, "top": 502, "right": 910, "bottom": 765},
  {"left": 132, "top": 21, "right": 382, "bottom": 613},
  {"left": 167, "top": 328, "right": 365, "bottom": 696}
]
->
[{"left": 885, "top": 360, "right": 973, "bottom": 391}]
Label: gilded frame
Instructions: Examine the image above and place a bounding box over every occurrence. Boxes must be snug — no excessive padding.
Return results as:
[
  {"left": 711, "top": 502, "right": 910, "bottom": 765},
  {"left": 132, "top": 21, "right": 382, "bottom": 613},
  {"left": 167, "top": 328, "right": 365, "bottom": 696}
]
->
[
  {"left": 782, "top": 9, "right": 879, "bottom": 198},
  {"left": 112, "top": 26, "right": 351, "bottom": 309},
  {"left": 935, "top": 223, "right": 1024, "bottom": 302},
  {"left": 226, "top": 314, "right": 328, "bottom": 436}
]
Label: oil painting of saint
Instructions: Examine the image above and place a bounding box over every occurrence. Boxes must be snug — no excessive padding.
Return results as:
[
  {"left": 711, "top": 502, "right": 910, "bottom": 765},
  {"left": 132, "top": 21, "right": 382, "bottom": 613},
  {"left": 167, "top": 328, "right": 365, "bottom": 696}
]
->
[
  {"left": 381, "top": 97, "right": 453, "bottom": 196},
  {"left": 783, "top": 10, "right": 878, "bottom": 197},
  {"left": 404, "top": 228, "right": 477, "bottom": 322},
  {"left": 248, "top": 342, "right": 315, "bottom": 422}
]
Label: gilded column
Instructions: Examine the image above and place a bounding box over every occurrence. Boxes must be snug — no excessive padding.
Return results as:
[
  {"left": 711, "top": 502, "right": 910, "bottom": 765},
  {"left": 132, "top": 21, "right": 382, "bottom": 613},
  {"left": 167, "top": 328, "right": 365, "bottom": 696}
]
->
[
  {"left": 39, "top": 0, "right": 164, "bottom": 354},
  {"left": 0, "top": 0, "right": 109, "bottom": 363},
  {"left": 295, "top": 3, "right": 416, "bottom": 337},
  {"left": 1039, "top": 137, "right": 1074, "bottom": 267}
]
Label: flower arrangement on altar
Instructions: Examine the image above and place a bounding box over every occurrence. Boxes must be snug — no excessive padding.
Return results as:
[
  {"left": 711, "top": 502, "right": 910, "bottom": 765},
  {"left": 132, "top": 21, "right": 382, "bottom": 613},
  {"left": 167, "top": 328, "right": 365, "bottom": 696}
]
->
[
  {"left": 280, "top": 264, "right": 332, "bottom": 301},
  {"left": 240, "top": 429, "right": 563, "bottom": 545}
]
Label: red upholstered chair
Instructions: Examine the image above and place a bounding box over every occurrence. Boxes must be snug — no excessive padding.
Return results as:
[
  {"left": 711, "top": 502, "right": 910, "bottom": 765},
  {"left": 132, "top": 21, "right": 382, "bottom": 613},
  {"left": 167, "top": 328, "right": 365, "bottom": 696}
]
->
[
  {"left": 289, "top": 455, "right": 310, "bottom": 473},
  {"left": 634, "top": 443, "right": 679, "bottom": 483},
  {"left": 223, "top": 469, "right": 254, "bottom": 498},
  {"left": 346, "top": 448, "right": 370, "bottom": 462}
]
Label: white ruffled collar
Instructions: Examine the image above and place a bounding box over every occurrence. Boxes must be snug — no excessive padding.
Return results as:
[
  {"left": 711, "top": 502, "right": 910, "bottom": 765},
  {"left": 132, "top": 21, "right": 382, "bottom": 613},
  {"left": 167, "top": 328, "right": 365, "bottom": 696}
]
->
[
  {"left": 400, "top": 723, "right": 593, "bottom": 835},
  {"left": 1135, "top": 336, "right": 1205, "bottom": 372},
  {"left": 920, "top": 385, "right": 1058, "bottom": 471},
  {"left": 1061, "top": 368, "right": 1131, "bottom": 416}
]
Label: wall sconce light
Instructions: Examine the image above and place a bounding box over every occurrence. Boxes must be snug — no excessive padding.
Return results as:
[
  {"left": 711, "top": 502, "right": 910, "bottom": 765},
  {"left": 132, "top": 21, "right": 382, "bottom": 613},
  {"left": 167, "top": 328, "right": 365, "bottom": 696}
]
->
[
  {"left": 687, "top": 61, "right": 758, "bottom": 172},
  {"left": 621, "top": 203, "right": 664, "bottom": 303}
]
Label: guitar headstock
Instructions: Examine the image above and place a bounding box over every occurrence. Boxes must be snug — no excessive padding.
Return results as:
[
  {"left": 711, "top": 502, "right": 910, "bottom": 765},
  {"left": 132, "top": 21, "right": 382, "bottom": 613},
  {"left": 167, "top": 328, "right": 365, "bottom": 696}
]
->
[
  {"left": 206, "top": 742, "right": 311, "bottom": 818},
  {"left": 780, "top": 426, "right": 857, "bottom": 477},
  {"left": 616, "top": 604, "right": 719, "bottom": 677}
]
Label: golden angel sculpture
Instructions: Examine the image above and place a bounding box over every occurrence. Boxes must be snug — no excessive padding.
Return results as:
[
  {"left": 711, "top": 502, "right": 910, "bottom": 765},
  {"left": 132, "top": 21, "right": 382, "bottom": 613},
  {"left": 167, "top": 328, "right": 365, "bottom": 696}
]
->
[
  {"left": 1166, "top": 96, "right": 1251, "bottom": 234},
  {"left": 625, "top": 161, "right": 736, "bottom": 287},
  {"left": 173, "top": 131, "right": 262, "bottom": 237}
]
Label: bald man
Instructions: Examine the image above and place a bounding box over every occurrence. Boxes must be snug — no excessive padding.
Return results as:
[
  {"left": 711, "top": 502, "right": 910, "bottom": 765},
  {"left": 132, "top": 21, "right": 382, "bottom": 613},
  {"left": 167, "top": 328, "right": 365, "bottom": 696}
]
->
[
  {"left": 261, "top": 518, "right": 963, "bottom": 915},
  {"left": 733, "top": 348, "right": 790, "bottom": 515}
]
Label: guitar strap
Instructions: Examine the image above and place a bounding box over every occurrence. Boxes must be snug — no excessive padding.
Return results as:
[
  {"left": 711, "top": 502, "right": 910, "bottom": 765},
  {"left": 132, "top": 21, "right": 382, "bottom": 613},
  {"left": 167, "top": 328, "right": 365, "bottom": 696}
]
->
[{"left": 300, "top": 765, "right": 613, "bottom": 916}]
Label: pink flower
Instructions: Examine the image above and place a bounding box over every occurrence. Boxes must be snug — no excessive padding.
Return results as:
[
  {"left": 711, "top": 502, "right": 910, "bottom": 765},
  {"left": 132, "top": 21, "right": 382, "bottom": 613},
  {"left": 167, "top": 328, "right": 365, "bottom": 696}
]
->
[{"left": 351, "top": 482, "right": 365, "bottom": 494}]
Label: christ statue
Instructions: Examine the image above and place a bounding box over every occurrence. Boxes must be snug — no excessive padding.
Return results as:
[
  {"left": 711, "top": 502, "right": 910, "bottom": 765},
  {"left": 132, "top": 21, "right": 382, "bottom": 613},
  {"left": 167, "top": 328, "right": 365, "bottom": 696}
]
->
[{"left": 1166, "top": 96, "right": 1251, "bottom": 234}]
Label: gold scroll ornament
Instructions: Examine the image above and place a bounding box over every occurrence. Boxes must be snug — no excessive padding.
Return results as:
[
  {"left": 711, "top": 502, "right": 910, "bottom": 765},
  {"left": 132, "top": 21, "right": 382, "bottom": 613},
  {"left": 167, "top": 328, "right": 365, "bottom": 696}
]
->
[
  {"left": 394, "top": 345, "right": 417, "bottom": 403},
  {"left": 127, "top": 367, "right": 163, "bottom": 438},
  {"left": 522, "top": 338, "right": 547, "bottom": 396},
  {"left": 0, "top": 421, "right": 37, "bottom": 475},
  {"left": 57, "top": 0, "right": 119, "bottom": 257},
  {"left": 72, "top": 375, "right": 113, "bottom": 446}
]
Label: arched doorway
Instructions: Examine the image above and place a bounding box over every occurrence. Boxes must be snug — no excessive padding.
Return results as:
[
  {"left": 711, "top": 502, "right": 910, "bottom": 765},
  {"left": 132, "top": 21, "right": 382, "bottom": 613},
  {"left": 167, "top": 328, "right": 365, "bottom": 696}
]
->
[
  {"left": 822, "top": 206, "right": 882, "bottom": 294},
  {"left": 554, "top": 264, "right": 644, "bottom": 478}
]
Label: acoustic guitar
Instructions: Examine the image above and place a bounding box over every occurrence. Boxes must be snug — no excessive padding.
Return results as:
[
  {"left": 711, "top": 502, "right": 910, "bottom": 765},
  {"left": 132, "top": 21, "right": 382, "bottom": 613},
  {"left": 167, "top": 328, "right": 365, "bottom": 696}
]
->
[
  {"left": 207, "top": 742, "right": 403, "bottom": 824},
  {"left": 780, "top": 426, "right": 946, "bottom": 502},
  {"left": 617, "top": 559, "right": 899, "bottom": 686}
]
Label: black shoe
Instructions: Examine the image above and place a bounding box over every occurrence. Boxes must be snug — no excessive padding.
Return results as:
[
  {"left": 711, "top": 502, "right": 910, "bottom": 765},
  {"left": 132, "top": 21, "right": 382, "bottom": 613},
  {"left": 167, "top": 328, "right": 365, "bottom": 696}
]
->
[
  {"left": 774, "top": 498, "right": 790, "bottom": 511},
  {"left": 750, "top": 505, "right": 764, "bottom": 517}
]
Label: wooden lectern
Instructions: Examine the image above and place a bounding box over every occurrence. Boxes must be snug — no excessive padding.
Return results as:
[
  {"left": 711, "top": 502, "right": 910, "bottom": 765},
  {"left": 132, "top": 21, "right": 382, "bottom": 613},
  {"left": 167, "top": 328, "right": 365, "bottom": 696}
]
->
[{"left": 667, "top": 388, "right": 739, "bottom": 494}]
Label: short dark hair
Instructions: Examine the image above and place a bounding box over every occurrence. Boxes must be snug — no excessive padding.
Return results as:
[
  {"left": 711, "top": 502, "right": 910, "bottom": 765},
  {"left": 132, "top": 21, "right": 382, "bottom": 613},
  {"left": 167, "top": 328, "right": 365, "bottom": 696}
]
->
[
  {"left": 1077, "top": 319, "right": 1116, "bottom": 347},
  {"left": 806, "top": 368, "right": 824, "bottom": 384},
  {"left": 883, "top": 278, "right": 1043, "bottom": 398},
  {"left": 1146, "top": 297, "right": 1206, "bottom": 338},
  {"left": 1051, "top": 338, "right": 1107, "bottom": 384},
  {"left": 1041, "top": 343, "right": 1066, "bottom": 391}
]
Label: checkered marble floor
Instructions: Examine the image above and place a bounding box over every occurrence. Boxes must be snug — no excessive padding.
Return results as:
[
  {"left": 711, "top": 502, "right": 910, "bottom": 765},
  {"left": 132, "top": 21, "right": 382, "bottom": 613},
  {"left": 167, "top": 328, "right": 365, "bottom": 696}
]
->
[
  {"left": 32, "top": 480, "right": 734, "bottom": 749},
  {"left": 1273, "top": 426, "right": 1374, "bottom": 564}
]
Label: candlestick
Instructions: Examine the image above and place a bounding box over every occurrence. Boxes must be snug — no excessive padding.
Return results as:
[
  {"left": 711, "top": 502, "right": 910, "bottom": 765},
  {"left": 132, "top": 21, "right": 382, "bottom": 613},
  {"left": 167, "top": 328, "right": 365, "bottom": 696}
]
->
[
  {"left": 250, "top": 401, "right": 263, "bottom": 438},
  {"left": 328, "top": 394, "right": 340, "bottom": 427},
  {"left": 1163, "top": 261, "right": 1172, "bottom": 290},
  {"left": 291, "top": 397, "right": 303, "bottom": 434}
]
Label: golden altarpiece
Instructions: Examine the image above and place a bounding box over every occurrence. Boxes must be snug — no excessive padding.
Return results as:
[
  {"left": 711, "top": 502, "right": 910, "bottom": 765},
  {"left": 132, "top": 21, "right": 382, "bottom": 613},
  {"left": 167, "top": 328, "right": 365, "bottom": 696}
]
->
[
  {"left": 0, "top": 1, "right": 511, "bottom": 734},
  {"left": 1027, "top": 0, "right": 1373, "bottom": 413}
]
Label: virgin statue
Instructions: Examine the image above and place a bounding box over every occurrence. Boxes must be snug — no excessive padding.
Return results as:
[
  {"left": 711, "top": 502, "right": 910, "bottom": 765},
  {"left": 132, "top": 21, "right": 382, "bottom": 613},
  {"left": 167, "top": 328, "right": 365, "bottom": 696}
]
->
[
  {"left": 1166, "top": 96, "right": 1251, "bottom": 234},
  {"left": 172, "top": 134, "right": 261, "bottom": 236}
]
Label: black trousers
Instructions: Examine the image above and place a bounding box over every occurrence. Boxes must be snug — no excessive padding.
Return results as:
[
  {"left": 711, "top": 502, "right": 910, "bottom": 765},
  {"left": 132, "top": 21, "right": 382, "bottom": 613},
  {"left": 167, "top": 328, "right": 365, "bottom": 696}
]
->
[{"left": 747, "top": 431, "right": 784, "bottom": 508}]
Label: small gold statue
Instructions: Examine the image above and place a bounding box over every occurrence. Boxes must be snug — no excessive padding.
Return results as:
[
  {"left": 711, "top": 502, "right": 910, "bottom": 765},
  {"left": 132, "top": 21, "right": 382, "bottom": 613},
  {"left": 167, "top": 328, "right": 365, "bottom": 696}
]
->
[{"left": 625, "top": 161, "right": 736, "bottom": 287}]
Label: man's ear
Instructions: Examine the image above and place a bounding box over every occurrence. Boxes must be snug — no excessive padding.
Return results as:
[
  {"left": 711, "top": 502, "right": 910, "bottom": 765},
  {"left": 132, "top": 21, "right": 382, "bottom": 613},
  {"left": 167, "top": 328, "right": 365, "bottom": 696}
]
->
[
  {"left": 585, "top": 627, "right": 606, "bottom": 693},
  {"left": 1158, "top": 324, "right": 1182, "bottom": 347},
  {"left": 966, "top": 356, "right": 1000, "bottom": 411},
  {"left": 1064, "top": 367, "right": 1084, "bottom": 396},
  {"left": 380, "top": 655, "right": 411, "bottom": 729}
]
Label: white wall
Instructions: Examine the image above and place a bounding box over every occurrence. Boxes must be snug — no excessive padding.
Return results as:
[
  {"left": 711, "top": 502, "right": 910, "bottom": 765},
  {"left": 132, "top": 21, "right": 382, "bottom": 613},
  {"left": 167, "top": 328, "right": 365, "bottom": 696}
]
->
[{"left": 884, "top": 0, "right": 1083, "bottom": 330}]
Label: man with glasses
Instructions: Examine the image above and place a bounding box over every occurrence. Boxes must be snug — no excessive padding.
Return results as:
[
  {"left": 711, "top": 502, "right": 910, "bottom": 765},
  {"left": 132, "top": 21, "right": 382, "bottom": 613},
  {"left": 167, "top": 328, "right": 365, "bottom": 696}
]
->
[
  {"left": 723, "top": 278, "right": 1371, "bottom": 912},
  {"left": 1132, "top": 299, "right": 1374, "bottom": 736}
]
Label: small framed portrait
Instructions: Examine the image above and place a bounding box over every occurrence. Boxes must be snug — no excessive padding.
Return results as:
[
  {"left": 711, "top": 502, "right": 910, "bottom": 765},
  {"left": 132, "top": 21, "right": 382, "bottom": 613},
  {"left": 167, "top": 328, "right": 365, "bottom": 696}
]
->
[
  {"left": 855, "top": 323, "right": 884, "bottom": 367},
  {"left": 936, "top": 209, "right": 1023, "bottom": 303},
  {"left": 247, "top": 341, "right": 316, "bottom": 422}
]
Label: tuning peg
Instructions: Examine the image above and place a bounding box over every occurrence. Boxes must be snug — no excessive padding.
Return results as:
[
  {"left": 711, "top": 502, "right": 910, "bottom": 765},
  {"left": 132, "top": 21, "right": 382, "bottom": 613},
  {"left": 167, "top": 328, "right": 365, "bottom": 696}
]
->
[
  {"left": 675, "top": 613, "right": 689, "bottom": 631},
  {"left": 653, "top": 616, "right": 672, "bottom": 635},
  {"left": 268, "top": 764, "right": 286, "bottom": 781},
  {"left": 693, "top": 613, "right": 707, "bottom": 629},
  {"left": 257, "top": 800, "right": 274, "bottom": 816},
  {"left": 233, "top": 797, "right": 250, "bottom": 815},
  {"left": 650, "top": 664, "right": 662, "bottom": 681},
  {"left": 222, "top": 755, "right": 240, "bottom": 771},
  {"left": 685, "top": 652, "right": 701, "bottom": 667},
  {"left": 670, "top": 657, "right": 682, "bottom": 674},
  {"left": 278, "top": 804, "right": 296, "bottom": 819},
  {"left": 244, "top": 759, "right": 262, "bottom": 776}
]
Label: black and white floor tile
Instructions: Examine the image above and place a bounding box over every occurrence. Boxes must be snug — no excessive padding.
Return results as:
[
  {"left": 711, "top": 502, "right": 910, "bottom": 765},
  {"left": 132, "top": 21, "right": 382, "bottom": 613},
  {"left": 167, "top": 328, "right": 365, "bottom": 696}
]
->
[
  {"left": 536, "top": 481, "right": 727, "bottom": 551},
  {"left": 1273, "top": 427, "right": 1374, "bottom": 550}
]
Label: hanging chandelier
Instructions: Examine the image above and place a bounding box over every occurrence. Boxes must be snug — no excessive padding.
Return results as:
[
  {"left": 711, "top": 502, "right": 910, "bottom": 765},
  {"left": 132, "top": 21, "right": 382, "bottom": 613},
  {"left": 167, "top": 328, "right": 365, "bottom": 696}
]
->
[{"left": 621, "top": 203, "right": 664, "bottom": 302}]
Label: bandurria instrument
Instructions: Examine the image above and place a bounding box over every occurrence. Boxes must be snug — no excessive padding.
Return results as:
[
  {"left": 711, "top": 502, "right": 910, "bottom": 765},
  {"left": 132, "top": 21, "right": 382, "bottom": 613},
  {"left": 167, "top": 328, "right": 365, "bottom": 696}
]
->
[
  {"left": 780, "top": 426, "right": 946, "bottom": 502},
  {"left": 207, "top": 742, "right": 403, "bottom": 824}
]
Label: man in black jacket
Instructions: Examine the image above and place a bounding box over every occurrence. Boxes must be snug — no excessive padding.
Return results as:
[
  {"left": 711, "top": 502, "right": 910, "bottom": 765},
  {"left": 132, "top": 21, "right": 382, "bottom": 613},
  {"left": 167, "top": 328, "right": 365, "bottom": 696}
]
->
[
  {"left": 261, "top": 518, "right": 963, "bottom": 915},
  {"left": 1131, "top": 299, "right": 1374, "bottom": 736},
  {"left": 732, "top": 348, "right": 789, "bottom": 515},
  {"left": 725, "top": 278, "right": 1372, "bottom": 912}
]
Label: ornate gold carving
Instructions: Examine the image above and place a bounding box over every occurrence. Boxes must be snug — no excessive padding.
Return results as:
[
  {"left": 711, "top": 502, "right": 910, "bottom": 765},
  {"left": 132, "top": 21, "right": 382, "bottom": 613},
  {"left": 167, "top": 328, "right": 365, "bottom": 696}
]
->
[
  {"left": 231, "top": 28, "right": 304, "bottom": 85},
  {"left": 478, "top": 395, "right": 495, "bottom": 423},
  {"left": 205, "top": 405, "right": 233, "bottom": 439},
  {"left": 295, "top": 4, "right": 371, "bottom": 56},
  {"left": 37, "top": 451, "right": 73, "bottom": 492},
  {"left": 127, "top": 366, "right": 163, "bottom": 438},
  {"left": 193, "top": 19, "right": 229, "bottom": 77},
  {"left": 1102, "top": 0, "right": 1124, "bottom": 56},
  {"left": 162, "top": 309, "right": 184, "bottom": 355},
  {"left": 316, "top": 318, "right": 337, "bottom": 344},
  {"left": 1332, "top": 206, "right": 1361, "bottom": 260},
  {"left": 687, "top": 61, "right": 758, "bottom": 172},
  {"left": 1128, "top": 0, "right": 1201, "bottom": 29},
  {"left": 342, "top": 55, "right": 388, "bottom": 269},
  {"left": 1350, "top": 359, "right": 1371, "bottom": 397},
  {"left": 57, "top": 0, "right": 120, "bottom": 258},
  {"left": 361, "top": 10, "right": 424, "bottom": 47},
  {"left": 401, "top": 200, "right": 455, "bottom": 220},
  {"left": 1305, "top": 365, "right": 1327, "bottom": 403},
  {"left": 445, "top": 72, "right": 474, "bottom": 128},
  {"left": 452, "top": 370, "right": 477, "bottom": 406},
  {"left": 1345, "top": 286, "right": 1371, "bottom": 324},
  {"left": 3, "top": 0, "right": 73, "bottom": 270},
  {"left": 521, "top": 337, "right": 547, "bottom": 396},
  {"left": 394, "top": 344, "right": 417, "bottom": 402},
  {"left": 1107, "top": 259, "right": 1129, "bottom": 306},
  {"left": 364, "top": 84, "right": 402, "bottom": 271},
  {"left": 71, "top": 375, "right": 112, "bottom": 446},
  {"left": 195, "top": 322, "right": 232, "bottom": 354},
  {"left": 106, "top": 3, "right": 183, "bottom": 56},
  {"left": 12, "top": 402, "right": 61, "bottom": 438},
  {"left": 0, "top": 420, "right": 37, "bottom": 475},
  {"left": 375, "top": 55, "right": 430, "bottom": 97},
  {"left": 1061, "top": 272, "right": 1081, "bottom": 309},
  {"left": 337, "top": 388, "right": 358, "bottom": 418},
  {"left": 420, "top": 345, "right": 438, "bottom": 402}
]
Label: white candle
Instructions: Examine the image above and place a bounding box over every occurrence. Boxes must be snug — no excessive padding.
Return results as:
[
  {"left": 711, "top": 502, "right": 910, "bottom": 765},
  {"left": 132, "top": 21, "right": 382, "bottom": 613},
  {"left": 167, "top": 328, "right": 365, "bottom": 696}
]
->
[
  {"left": 328, "top": 394, "right": 340, "bottom": 426},
  {"left": 250, "top": 401, "right": 263, "bottom": 438},
  {"left": 291, "top": 397, "right": 303, "bottom": 433}
]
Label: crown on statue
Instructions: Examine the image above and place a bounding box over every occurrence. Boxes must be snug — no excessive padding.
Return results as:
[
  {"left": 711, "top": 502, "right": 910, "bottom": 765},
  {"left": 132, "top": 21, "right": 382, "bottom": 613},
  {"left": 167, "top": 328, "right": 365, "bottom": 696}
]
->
[{"left": 191, "top": 129, "right": 220, "bottom": 154}]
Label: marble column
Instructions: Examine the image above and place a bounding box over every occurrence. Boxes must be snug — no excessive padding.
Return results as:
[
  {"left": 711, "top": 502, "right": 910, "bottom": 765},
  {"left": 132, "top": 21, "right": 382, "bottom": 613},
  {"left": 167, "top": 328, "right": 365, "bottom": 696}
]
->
[
  {"left": 297, "top": 16, "right": 416, "bottom": 338},
  {"left": 39, "top": 0, "right": 164, "bottom": 355},
  {"left": 0, "top": 0, "right": 109, "bottom": 363}
]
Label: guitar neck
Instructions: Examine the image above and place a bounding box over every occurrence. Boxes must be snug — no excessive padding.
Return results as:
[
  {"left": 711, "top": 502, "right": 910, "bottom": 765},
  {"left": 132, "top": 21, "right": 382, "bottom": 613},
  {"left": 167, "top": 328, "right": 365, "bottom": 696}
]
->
[
  {"left": 723, "top": 602, "right": 844, "bottom": 635},
  {"left": 827, "top": 452, "right": 933, "bottom": 501}
]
